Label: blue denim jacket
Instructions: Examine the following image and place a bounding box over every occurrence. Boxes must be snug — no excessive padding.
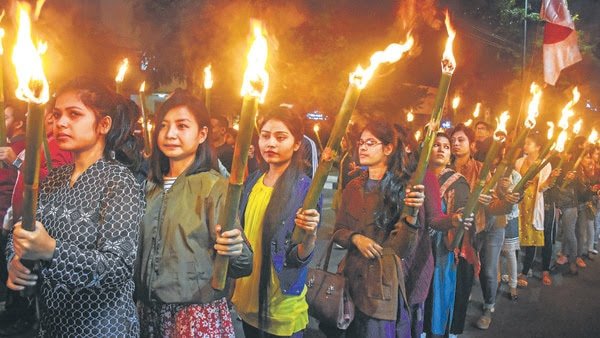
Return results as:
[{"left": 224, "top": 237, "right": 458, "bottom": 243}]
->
[{"left": 239, "top": 171, "right": 321, "bottom": 295}]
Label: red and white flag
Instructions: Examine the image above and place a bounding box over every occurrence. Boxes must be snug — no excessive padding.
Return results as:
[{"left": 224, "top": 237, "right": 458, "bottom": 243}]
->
[{"left": 541, "top": 0, "right": 582, "bottom": 85}]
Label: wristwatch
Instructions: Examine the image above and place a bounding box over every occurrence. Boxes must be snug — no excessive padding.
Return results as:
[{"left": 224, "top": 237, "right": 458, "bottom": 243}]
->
[
  {"left": 12, "top": 157, "right": 23, "bottom": 170},
  {"left": 12, "top": 150, "right": 26, "bottom": 170}
]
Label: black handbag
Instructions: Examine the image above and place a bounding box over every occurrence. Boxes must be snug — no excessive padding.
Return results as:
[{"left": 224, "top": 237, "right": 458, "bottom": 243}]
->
[{"left": 305, "top": 236, "right": 354, "bottom": 330}]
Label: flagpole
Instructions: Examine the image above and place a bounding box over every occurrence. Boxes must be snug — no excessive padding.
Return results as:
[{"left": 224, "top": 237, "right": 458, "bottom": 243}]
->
[
  {"left": 523, "top": 0, "right": 528, "bottom": 78},
  {"left": 515, "top": 0, "right": 528, "bottom": 130}
]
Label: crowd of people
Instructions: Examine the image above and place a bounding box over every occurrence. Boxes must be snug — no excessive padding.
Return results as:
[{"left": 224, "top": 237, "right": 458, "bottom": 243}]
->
[{"left": 0, "top": 76, "right": 598, "bottom": 338}]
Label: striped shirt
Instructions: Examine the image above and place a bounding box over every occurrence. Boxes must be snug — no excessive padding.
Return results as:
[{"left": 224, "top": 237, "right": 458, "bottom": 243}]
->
[{"left": 163, "top": 176, "right": 177, "bottom": 191}]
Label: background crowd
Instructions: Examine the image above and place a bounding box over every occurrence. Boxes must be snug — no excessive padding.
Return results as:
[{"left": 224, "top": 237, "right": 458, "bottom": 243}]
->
[{"left": 0, "top": 76, "right": 596, "bottom": 338}]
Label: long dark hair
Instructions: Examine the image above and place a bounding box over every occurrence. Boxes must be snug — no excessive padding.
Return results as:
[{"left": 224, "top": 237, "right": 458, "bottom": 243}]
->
[
  {"left": 362, "top": 120, "right": 415, "bottom": 231},
  {"left": 55, "top": 77, "right": 142, "bottom": 172},
  {"left": 256, "top": 108, "right": 305, "bottom": 331},
  {"left": 148, "top": 89, "right": 218, "bottom": 184}
]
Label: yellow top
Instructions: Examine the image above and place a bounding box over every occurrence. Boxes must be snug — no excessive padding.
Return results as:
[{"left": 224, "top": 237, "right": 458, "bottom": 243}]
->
[
  {"left": 518, "top": 170, "right": 544, "bottom": 247},
  {"left": 232, "top": 175, "right": 308, "bottom": 336}
]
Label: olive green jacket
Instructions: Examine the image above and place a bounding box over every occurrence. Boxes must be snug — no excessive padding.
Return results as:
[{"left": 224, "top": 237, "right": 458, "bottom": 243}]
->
[{"left": 136, "top": 170, "right": 252, "bottom": 304}]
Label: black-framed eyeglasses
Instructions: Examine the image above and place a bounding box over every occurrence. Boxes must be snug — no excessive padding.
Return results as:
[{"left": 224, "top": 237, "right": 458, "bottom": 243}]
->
[{"left": 357, "top": 139, "right": 383, "bottom": 148}]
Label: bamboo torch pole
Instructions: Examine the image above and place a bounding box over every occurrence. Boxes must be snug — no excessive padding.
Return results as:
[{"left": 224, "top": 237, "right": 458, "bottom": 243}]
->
[
  {"left": 211, "top": 21, "right": 270, "bottom": 291},
  {"left": 451, "top": 112, "right": 509, "bottom": 249},
  {"left": 139, "top": 82, "right": 152, "bottom": 156},
  {"left": 481, "top": 82, "right": 543, "bottom": 194},
  {"left": 291, "top": 34, "right": 415, "bottom": 244},
  {"left": 560, "top": 129, "right": 598, "bottom": 189},
  {"left": 400, "top": 11, "right": 456, "bottom": 220},
  {"left": 313, "top": 124, "right": 323, "bottom": 152},
  {"left": 511, "top": 122, "right": 559, "bottom": 193},
  {"left": 12, "top": 3, "right": 51, "bottom": 297}
]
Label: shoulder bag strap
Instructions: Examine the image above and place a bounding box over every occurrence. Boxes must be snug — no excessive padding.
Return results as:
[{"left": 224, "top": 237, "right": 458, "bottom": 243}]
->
[{"left": 316, "top": 230, "right": 344, "bottom": 272}]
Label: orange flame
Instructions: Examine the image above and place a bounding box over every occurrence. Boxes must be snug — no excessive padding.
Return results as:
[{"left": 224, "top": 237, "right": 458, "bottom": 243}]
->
[
  {"left": 572, "top": 119, "right": 582, "bottom": 135},
  {"left": 451, "top": 95, "right": 460, "bottom": 110},
  {"left": 588, "top": 129, "right": 598, "bottom": 144},
  {"left": 547, "top": 122, "right": 555, "bottom": 140},
  {"left": 555, "top": 130, "right": 568, "bottom": 153},
  {"left": 558, "top": 87, "right": 580, "bottom": 130},
  {"left": 34, "top": 0, "right": 46, "bottom": 21},
  {"left": 115, "top": 58, "right": 129, "bottom": 83},
  {"left": 524, "top": 82, "right": 542, "bottom": 129},
  {"left": 204, "top": 64, "right": 213, "bottom": 89},
  {"left": 37, "top": 41, "right": 47, "bottom": 54},
  {"left": 494, "top": 111, "right": 510, "bottom": 141},
  {"left": 415, "top": 130, "right": 422, "bottom": 141},
  {"left": 12, "top": 3, "right": 49, "bottom": 104},
  {"left": 313, "top": 124, "right": 320, "bottom": 133},
  {"left": 473, "top": 102, "right": 481, "bottom": 118},
  {"left": 407, "top": 110, "right": 414, "bottom": 122},
  {"left": 139, "top": 81, "right": 146, "bottom": 93},
  {"left": 0, "top": 10, "right": 5, "bottom": 55},
  {"left": 349, "top": 33, "right": 414, "bottom": 89},
  {"left": 464, "top": 119, "right": 473, "bottom": 127},
  {"left": 240, "top": 20, "right": 269, "bottom": 103},
  {"left": 441, "top": 10, "right": 457, "bottom": 74}
]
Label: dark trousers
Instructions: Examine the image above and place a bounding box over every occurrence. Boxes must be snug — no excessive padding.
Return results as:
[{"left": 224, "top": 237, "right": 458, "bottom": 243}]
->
[
  {"left": 542, "top": 207, "right": 556, "bottom": 271},
  {"left": 242, "top": 321, "right": 304, "bottom": 338},
  {"left": 0, "top": 231, "right": 9, "bottom": 285},
  {"left": 449, "top": 257, "right": 474, "bottom": 334},
  {"left": 0, "top": 232, "right": 36, "bottom": 330},
  {"left": 522, "top": 207, "right": 555, "bottom": 274}
]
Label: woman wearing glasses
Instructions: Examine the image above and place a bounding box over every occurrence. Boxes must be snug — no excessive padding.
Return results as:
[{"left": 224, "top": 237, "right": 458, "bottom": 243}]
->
[{"left": 332, "top": 120, "right": 426, "bottom": 337}]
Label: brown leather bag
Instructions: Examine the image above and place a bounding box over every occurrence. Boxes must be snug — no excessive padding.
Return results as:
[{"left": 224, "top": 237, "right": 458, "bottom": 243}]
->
[{"left": 305, "top": 236, "right": 354, "bottom": 329}]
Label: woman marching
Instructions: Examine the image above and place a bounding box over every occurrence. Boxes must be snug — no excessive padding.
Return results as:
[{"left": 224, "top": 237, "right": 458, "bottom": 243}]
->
[
  {"left": 136, "top": 89, "right": 252, "bottom": 337},
  {"left": 231, "top": 108, "right": 321, "bottom": 338},
  {"left": 7, "top": 77, "right": 144, "bottom": 337},
  {"left": 333, "top": 120, "right": 427, "bottom": 337},
  {"left": 423, "top": 132, "right": 472, "bottom": 337},
  {"left": 515, "top": 132, "right": 558, "bottom": 287},
  {"left": 574, "top": 148, "right": 600, "bottom": 265}
]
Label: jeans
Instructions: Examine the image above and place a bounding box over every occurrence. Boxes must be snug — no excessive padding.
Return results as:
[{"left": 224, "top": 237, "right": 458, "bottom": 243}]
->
[
  {"left": 577, "top": 204, "right": 595, "bottom": 255},
  {"left": 502, "top": 246, "right": 518, "bottom": 289},
  {"left": 560, "top": 207, "right": 578, "bottom": 261},
  {"left": 595, "top": 200, "right": 600, "bottom": 248},
  {"left": 501, "top": 218, "right": 519, "bottom": 289},
  {"left": 477, "top": 226, "right": 505, "bottom": 309}
]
